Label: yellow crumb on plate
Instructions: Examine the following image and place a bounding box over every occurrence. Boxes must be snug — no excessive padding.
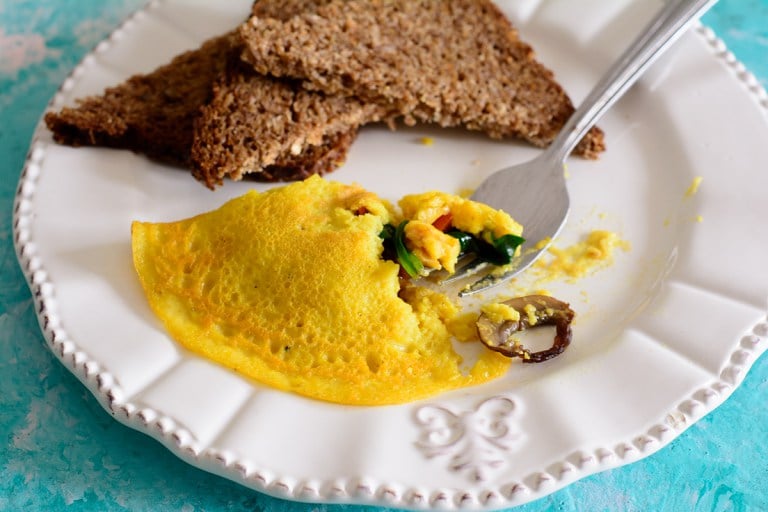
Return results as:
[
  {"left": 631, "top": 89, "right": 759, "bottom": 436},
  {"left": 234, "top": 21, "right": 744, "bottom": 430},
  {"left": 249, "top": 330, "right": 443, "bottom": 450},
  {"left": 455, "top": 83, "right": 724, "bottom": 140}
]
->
[
  {"left": 685, "top": 176, "right": 703, "bottom": 197},
  {"left": 419, "top": 136, "right": 435, "bottom": 146},
  {"left": 532, "top": 230, "right": 631, "bottom": 283}
]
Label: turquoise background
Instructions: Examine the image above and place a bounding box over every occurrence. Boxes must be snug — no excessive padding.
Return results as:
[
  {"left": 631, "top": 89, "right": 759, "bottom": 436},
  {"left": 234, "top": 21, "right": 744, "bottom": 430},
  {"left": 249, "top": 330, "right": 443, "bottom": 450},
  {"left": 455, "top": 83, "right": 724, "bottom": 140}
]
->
[{"left": 2, "top": 1, "right": 767, "bottom": 510}]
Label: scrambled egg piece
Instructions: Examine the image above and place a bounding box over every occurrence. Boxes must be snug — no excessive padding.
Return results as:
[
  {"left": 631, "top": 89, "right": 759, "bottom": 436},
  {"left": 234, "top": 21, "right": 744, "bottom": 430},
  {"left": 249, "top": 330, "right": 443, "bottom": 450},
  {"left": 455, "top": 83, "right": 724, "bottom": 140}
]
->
[
  {"left": 131, "top": 176, "right": 511, "bottom": 406},
  {"left": 480, "top": 303, "right": 521, "bottom": 324},
  {"left": 398, "top": 191, "right": 523, "bottom": 274},
  {"left": 523, "top": 303, "right": 539, "bottom": 326},
  {"left": 403, "top": 221, "right": 460, "bottom": 273},
  {"left": 400, "top": 191, "right": 522, "bottom": 239}
]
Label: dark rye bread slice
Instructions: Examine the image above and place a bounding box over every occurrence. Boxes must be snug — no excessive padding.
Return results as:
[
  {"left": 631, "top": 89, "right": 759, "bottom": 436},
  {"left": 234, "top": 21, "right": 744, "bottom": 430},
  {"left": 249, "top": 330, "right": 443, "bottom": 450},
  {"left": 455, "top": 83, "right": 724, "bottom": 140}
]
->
[
  {"left": 44, "top": 33, "right": 235, "bottom": 168},
  {"left": 191, "top": 0, "right": 384, "bottom": 188},
  {"left": 44, "top": 29, "right": 357, "bottom": 183},
  {"left": 240, "top": 0, "right": 605, "bottom": 158},
  {"left": 191, "top": 53, "right": 386, "bottom": 188}
]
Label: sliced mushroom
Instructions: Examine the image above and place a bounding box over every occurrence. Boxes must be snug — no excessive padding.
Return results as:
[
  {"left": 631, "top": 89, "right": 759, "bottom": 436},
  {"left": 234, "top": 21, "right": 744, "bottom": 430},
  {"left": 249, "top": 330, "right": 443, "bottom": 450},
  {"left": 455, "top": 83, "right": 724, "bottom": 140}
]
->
[{"left": 476, "top": 295, "right": 575, "bottom": 363}]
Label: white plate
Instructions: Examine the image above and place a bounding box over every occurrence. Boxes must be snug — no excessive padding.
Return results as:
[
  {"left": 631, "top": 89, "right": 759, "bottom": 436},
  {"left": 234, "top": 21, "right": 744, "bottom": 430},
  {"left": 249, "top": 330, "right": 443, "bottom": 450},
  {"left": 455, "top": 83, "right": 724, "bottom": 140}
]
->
[{"left": 13, "top": 0, "right": 768, "bottom": 509}]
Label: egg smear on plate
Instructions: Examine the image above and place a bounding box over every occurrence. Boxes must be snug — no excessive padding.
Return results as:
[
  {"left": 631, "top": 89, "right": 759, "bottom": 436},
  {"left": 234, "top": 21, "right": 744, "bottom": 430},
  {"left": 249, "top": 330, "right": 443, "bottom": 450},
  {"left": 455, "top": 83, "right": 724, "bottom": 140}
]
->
[{"left": 131, "top": 175, "right": 571, "bottom": 405}]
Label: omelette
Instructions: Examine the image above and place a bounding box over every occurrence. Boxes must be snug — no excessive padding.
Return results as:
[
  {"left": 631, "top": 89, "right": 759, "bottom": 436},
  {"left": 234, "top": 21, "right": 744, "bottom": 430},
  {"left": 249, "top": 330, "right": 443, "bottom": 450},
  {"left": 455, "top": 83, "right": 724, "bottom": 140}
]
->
[{"left": 131, "top": 176, "right": 522, "bottom": 405}]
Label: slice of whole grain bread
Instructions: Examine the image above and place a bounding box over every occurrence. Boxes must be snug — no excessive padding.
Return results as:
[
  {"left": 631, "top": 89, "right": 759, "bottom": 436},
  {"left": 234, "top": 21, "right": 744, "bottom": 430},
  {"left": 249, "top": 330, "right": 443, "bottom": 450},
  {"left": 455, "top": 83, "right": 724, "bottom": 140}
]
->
[
  {"left": 190, "top": 52, "right": 385, "bottom": 188},
  {"left": 191, "top": 0, "right": 387, "bottom": 188},
  {"left": 45, "top": 32, "right": 236, "bottom": 168},
  {"left": 45, "top": 0, "right": 363, "bottom": 186},
  {"left": 240, "top": 0, "right": 605, "bottom": 157}
]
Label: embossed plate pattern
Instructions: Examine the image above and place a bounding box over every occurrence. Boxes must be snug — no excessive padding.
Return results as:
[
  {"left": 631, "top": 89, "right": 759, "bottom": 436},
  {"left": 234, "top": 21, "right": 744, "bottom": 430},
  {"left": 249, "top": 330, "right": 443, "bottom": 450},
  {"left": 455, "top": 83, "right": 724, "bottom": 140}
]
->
[{"left": 13, "top": 0, "right": 768, "bottom": 509}]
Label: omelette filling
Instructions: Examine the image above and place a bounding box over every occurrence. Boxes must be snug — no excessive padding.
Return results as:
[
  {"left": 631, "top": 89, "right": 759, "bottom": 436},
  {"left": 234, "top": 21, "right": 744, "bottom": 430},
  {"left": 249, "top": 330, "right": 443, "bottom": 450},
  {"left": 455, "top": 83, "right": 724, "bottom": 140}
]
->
[{"left": 131, "top": 176, "right": 524, "bottom": 405}]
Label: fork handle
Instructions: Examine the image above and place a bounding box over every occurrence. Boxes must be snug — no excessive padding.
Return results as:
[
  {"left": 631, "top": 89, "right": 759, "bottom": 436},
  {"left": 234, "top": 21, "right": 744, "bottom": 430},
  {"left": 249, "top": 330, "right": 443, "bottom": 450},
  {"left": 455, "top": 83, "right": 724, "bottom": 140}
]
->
[{"left": 548, "top": 0, "right": 719, "bottom": 163}]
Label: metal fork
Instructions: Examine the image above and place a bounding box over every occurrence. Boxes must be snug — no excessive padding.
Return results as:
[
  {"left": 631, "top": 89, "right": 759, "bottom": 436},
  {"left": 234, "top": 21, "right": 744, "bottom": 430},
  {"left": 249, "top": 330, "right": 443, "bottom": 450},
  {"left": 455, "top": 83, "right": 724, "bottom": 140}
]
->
[{"left": 455, "top": 0, "right": 718, "bottom": 297}]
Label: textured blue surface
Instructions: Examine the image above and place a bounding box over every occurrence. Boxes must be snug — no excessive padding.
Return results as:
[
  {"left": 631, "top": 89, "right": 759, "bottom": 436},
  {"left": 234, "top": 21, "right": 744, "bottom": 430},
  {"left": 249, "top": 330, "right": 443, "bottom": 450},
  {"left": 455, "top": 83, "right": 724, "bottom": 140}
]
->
[{"left": 2, "top": 1, "right": 767, "bottom": 511}]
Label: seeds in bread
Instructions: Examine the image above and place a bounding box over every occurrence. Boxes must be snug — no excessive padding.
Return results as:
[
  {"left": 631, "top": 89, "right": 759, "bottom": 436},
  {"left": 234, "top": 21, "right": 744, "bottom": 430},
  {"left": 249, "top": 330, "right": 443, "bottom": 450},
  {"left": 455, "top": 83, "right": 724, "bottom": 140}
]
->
[
  {"left": 240, "top": 0, "right": 605, "bottom": 157},
  {"left": 251, "top": 128, "right": 357, "bottom": 182}
]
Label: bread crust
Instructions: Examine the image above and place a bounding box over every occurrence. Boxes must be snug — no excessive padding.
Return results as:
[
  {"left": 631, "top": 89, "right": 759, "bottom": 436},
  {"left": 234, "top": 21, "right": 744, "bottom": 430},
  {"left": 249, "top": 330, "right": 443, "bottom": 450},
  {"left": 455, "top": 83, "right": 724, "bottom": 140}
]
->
[{"left": 44, "top": 33, "right": 236, "bottom": 168}]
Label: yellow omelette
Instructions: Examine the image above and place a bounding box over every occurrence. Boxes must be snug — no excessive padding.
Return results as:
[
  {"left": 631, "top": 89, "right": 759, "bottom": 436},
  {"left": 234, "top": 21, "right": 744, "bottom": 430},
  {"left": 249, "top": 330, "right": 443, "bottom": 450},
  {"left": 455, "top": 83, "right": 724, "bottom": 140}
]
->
[{"left": 131, "top": 176, "right": 517, "bottom": 405}]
